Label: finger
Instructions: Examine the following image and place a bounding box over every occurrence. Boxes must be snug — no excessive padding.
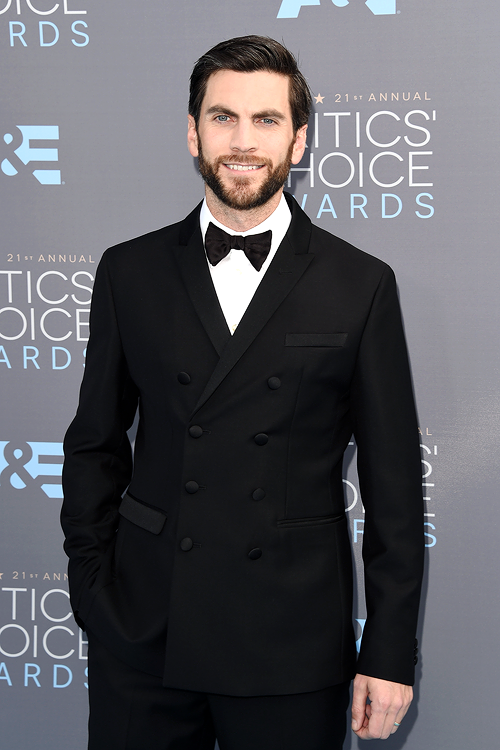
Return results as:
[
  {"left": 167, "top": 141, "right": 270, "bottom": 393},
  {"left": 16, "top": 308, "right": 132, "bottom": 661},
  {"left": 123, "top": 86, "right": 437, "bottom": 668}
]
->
[
  {"left": 352, "top": 705, "right": 386, "bottom": 740},
  {"left": 391, "top": 701, "right": 411, "bottom": 735},
  {"left": 364, "top": 700, "right": 402, "bottom": 740},
  {"left": 383, "top": 699, "right": 411, "bottom": 738},
  {"left": 351, "top": 679, "right": 369, "bottom": 732},
  {"left": 381, "top": 703, "right": 407, "bottom": 739},
  {"left": 391, "top": 720, "right": 401, "bottom": 735},
  {"left": 366, "top": 705, "right": 388, "bottom": 740}
]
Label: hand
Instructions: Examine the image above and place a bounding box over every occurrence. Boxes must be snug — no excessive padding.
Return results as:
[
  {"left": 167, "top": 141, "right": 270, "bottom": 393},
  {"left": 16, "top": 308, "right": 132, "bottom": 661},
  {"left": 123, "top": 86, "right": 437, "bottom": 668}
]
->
[{"left": 351, "top": 674, "right": 413, "bottom": 740}]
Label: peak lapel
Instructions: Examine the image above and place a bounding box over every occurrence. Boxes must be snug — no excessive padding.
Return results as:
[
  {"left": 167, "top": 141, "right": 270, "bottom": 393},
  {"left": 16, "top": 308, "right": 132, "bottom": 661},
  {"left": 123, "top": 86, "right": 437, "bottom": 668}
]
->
[
  {"left": 191, "top": 195, "right": 314, "bottom": 416},
  {"left": 175, "top": 203, "right": 231, "bottom": 357}
]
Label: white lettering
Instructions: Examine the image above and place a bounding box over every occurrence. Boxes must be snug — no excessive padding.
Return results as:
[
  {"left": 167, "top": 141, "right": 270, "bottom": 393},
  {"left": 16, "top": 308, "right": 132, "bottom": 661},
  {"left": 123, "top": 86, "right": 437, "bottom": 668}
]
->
[
  {"left": 39, "top": 308, "right": 72, "bottom": 341},
  {"left": 366, "top": 111, "right": 401, "bottom": 148},
  {"left": 43, "top": 626, "right": 75, "bottom": 658},
  {"left": 36, "top": 271, "right": 69, "bottom": 304},
  {"left": 40, "top": 589, "right": 72, "bottom": 622}
]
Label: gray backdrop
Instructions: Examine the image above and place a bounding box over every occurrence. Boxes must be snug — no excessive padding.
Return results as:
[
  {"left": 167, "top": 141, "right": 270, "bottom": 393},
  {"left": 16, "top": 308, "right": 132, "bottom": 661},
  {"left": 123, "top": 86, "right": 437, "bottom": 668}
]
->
[{"left": 1, "top": 1, "right": 498, "bottom": 748}]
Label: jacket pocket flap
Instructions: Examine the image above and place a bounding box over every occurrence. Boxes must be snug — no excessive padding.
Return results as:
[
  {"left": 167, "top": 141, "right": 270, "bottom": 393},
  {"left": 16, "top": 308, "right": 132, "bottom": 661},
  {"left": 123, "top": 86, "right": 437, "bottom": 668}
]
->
[
  {"left": 119, "top": 492, "right": 167, "bottom": 535},
  {"left": 277, "top": 513, "right": 345, "bottom": 528},
  {"left": 285, "top": 333, "right": 348, "bottom": 347}
]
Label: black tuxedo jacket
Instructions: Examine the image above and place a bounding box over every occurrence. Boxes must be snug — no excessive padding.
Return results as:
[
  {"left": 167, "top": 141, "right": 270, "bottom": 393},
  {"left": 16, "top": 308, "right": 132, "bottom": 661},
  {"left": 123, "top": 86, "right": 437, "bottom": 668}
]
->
[{"left": 61, "top": 194, "right": 424, "bottom": 696}]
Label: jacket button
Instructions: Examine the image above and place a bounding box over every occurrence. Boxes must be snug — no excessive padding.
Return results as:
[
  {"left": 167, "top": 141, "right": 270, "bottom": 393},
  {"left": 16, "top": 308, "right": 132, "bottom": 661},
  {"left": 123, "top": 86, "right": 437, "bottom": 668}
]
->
[
  {"left": 254, "top": 433, "right": 268, "bottom": 446},
  {"left": 189, "top": 425, "right": 203, "bottom": 438},
  {"left": 185, "top": 481, "right": 199, "bottom": 494},
  {"left": 178, "top": 372, "right": 191, "bottom": 384},
  {"left": 267, "top": 377, "right": 281, "bottom": 390},
  {"left": 252, "top": 488, "right": 266, "bottom": 501},
  {"left": 180, "top": 538, "right": 193, "bottom": 551},
  {"left": 248, "top": 548, "right": 262, "bottom": 560}
]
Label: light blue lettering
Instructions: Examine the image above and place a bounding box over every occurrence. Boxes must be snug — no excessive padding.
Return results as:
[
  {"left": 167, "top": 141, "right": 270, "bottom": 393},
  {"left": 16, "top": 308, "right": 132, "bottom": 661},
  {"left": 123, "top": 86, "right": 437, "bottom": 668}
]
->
[
  {"left": 382, "top": 193, "right": 402, "bottom": 219},
  {"left": 415, "top": 193, "right": 434, "bottom": 218},
  {"left": 15, "top": 126, "right": 59, "bottom": 165},
  {"left": 9, "top": 22, "right": 27, "bottom": 47},
  {"left": 1, "top": 157, "right": 17, "bottom": 176},
  {"left": 277, "top": 0, "right": 396, "bottom": 18},
  {"left": 52, "top": 346, "right": 71, "bottom": 369},
  {"left": 0, "top": 662, "right": 12, "bottom": 686},
  {"left": 24, "top": 663, "right": 41, "bottom": 687},
  {"left": 366, "top": 0, "right": 396, "bottom": 15},
  {"left": 53, "top": 664, "right": 72, "bottom": 688},
  {"left": 424, "top": 522, "right": 436, "bottom": 548},
  {"left": 84, "top": 665, "right": 88, "bottom": 689},
  {"left": 277, "top": 0, "right": 320, "bottom": 19},
  {"left": 292, "top": 194, "right": 308, "bottom": 210},
  {"left": 350, "top": 194, "right": 368, "bottom": 218},
  {"left": 0, "top": 346, "right": 12, "bottom": 368},
  {"left": 23, "top": 346, "right": 40, "bottom": 369},
  {"left": 316, "top": 194, "right": 338, "bottom": 219},
  {"left": 26, "top": 441, "right": 64, "bottom": 499},
  {"left": 39, "top": 21, "right": 59, "bottom": 47},
  {"left": 355, "top": 618, "right": 366, "bottom": 653},
  {"left": 33, "top": 169, "right": 61, "bottom": 185},
  {"left": 354, "top": 518, "right": 364, "bottom": 543},
  {"left": 71, "top": 20, "right": 89, "bottom": 47}
]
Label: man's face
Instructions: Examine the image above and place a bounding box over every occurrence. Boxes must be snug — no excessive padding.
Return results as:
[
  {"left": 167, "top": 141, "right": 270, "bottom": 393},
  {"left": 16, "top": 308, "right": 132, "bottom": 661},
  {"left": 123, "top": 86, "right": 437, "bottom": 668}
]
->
[{"left": 187, "top": 70, "right": 307, "bottom": 211}]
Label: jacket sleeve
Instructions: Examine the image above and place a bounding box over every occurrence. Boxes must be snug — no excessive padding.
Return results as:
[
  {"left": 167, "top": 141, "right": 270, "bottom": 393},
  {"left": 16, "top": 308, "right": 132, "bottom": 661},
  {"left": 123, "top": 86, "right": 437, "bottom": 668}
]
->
[
  {"left": 351, "top": 264, "right": 424, "bottom": 686},
  {"left": 61, "top": 251, "right": 138, "bottom": 628}
]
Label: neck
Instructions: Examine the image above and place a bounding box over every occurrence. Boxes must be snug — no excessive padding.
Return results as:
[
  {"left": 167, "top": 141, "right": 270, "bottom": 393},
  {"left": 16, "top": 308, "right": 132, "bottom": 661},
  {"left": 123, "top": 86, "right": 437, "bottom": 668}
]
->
[{"left": 205, "top": 187, "right": 282, "bottom": 232}]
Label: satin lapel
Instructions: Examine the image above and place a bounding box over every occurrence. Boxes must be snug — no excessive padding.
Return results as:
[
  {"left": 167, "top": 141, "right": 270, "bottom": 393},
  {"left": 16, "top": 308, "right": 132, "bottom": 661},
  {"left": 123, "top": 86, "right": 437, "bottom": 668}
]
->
[
  {"left": 191, "top": 196, "right": 314, "bottom": 416},
  {"left": 175, "top": 206, "right": 231, "bottom": 357}
]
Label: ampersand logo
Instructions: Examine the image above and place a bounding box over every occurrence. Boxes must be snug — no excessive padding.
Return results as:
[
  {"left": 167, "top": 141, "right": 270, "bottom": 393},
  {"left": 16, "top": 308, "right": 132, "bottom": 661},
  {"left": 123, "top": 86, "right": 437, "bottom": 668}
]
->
[
  {"left": 1, "top": 126, "right": 61, "bottom": 185},
  {"left": 0, "top": 441, "right": 63, "bottom": 499}
]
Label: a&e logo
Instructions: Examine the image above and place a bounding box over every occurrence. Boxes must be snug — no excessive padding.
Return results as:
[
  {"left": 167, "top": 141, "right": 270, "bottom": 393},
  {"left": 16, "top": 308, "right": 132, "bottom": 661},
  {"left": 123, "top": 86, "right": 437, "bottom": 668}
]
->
[
  {"left": 0, "top": 441, "right": 63, "bottom": 499},
  {"left": 277, "top": 0, "right": 396, "bottom": 19},
  {"left": 1, "top": 125, "right": 61, "bottom": 185}
]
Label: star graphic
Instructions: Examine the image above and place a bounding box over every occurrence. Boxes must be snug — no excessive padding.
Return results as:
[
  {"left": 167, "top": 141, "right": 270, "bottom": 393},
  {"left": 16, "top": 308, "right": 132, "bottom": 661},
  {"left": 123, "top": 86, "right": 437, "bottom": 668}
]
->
[{"left": 314, "top": 93, "right": 325, "bottom": 104}]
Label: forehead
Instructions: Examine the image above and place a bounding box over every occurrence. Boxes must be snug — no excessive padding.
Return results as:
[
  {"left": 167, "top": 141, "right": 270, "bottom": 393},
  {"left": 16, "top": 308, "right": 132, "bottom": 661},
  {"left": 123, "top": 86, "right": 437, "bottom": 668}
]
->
[{"left": 202, "top": 69, "right": 292, "bottom": 117}]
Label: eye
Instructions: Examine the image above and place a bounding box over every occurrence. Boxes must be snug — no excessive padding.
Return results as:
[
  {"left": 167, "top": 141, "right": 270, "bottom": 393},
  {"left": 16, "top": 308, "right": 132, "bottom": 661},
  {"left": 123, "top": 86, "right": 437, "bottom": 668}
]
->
[
  {"left": 215, "top": 115, "right": 230, "bottom": 122},
  {"left": 261, "top": 118, "right": 276, "bottom": 125}
]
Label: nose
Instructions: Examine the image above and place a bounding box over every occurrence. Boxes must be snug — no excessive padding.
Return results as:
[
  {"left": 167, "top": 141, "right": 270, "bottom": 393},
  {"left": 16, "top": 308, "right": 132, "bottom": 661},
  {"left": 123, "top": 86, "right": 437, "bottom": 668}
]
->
[{"left": 230, "top": 119, "right": 258, "bottom": 153}]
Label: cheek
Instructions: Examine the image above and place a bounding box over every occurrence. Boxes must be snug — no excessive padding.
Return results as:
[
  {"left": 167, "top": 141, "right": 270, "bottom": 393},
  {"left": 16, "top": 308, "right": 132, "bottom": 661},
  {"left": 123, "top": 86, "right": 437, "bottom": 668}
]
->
[{"left": 208, "top": 137, "right": 226, "bottom": 157}]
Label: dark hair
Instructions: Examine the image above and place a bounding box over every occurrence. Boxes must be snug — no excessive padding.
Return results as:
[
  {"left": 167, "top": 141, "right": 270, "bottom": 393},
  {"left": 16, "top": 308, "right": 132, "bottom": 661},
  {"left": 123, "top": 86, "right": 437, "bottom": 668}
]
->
[{"left": 189, "top": 35, "right": 312, "bottom": 133}]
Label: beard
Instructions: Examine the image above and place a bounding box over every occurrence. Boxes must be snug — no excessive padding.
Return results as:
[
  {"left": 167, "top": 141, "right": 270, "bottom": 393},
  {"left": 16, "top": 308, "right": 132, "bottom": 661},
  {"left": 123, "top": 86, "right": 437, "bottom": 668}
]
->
[{"left": 197, "top": 138, "right": 295, "bottom": 211}]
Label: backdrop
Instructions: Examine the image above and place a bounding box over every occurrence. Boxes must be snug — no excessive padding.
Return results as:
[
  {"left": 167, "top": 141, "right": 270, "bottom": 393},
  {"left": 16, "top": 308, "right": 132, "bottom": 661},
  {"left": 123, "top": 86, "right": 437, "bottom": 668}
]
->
[{"left": 1, "top": 1, "right": 498, "bottom": 748}]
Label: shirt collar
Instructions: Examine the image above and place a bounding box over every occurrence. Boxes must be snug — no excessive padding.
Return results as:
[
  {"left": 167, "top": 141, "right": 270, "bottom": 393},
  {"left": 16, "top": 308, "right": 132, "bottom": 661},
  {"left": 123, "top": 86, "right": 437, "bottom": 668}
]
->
[{"left": 199, "top": 193, "right": 291, "bottom": 247}]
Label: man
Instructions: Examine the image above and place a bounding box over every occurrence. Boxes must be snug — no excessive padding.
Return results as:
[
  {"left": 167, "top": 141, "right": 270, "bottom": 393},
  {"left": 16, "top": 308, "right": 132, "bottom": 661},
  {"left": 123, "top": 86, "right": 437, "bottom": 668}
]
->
[{"left": 61, "top": 35, "right": 424, "bottom": 750}]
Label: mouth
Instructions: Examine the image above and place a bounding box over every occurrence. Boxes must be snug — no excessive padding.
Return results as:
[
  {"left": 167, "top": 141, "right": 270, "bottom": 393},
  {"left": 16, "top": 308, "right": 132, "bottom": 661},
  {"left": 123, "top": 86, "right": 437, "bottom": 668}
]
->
[{"left": 222, "top": 163, "right": 265, "bottom": 172}]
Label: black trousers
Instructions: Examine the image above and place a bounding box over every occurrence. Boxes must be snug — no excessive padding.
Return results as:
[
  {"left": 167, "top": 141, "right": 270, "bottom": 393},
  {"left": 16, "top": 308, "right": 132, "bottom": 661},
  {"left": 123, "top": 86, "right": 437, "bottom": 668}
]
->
[{"left": 87, "top": 631, "right": 351, "bottom": 750}]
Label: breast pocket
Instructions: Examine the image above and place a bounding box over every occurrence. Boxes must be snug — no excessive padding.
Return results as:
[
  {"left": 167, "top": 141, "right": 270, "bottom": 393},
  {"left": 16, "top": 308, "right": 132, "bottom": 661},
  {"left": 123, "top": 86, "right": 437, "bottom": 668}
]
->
[
  {"left": 277, "top": 512, "right": 346, "bottom": 529},
  {"left": 285, "top": 333, "right": 348, "bottom": 347}
]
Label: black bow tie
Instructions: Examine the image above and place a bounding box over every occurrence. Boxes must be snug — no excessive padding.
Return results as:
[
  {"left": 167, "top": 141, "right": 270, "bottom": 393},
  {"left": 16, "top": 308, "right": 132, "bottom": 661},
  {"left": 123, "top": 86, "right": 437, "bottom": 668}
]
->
[{"left": 205, "top": 222, "right": 272, "bottom": 272}]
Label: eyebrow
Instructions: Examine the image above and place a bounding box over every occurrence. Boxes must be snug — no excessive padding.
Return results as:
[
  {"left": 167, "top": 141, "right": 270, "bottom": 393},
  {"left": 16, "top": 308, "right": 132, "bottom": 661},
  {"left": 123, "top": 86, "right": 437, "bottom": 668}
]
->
[{"left": 204, "top": 105, "right": 287, "bottom": 122}]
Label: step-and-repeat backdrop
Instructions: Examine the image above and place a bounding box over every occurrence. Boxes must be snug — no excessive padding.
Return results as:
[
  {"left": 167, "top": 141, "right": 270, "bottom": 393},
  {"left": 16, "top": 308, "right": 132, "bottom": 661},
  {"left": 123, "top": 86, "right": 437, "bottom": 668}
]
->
[{"left": 1, "top": 2, "right": 498, "bottom": 748}]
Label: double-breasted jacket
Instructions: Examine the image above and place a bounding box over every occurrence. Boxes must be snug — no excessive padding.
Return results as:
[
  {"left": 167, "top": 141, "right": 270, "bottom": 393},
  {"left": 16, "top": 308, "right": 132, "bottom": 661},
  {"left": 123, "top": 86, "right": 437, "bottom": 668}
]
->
[{"left": 61, "top": 194, "right": 424, "bottom": 696}]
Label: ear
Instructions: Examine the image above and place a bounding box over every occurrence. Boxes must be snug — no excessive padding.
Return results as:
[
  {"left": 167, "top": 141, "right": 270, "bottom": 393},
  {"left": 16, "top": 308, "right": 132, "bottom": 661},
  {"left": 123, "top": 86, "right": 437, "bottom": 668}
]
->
[
  {"left": 291, "top": 124, "right": 307, "bottom": 165},
  {"left": 187, "top": 114, "right": 199, "bottom": 157}
]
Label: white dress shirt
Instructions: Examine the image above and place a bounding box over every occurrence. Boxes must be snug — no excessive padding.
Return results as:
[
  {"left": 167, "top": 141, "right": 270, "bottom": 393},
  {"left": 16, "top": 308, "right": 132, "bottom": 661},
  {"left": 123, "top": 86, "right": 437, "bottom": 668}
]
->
[{"left": 200, "top": 194, "right": 292, "bottom": 334}]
